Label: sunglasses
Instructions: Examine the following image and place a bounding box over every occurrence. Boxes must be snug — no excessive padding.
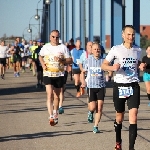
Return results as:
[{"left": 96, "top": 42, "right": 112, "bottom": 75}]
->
[{"left": 52, "top": 36, "right": 59, "bottom": 39}]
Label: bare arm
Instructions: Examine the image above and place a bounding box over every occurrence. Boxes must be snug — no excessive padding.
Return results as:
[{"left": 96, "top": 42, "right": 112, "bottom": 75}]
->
[
  {"left": 39, "top": 55, "right": 47, "bottom": 70},
  {"left": 101, "top": 59, "right": 115, "bottom": 71},
  {"left": 81, "top": 70, "right": 86, "bottom": 87},
  {"left": 79, "top": 63, "right": 84, "bottom": 72}
]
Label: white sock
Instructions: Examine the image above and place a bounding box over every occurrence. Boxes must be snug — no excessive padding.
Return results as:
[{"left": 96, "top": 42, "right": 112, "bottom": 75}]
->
[{"left": 50, "top": 115, "right": 53, "bottom": 118}]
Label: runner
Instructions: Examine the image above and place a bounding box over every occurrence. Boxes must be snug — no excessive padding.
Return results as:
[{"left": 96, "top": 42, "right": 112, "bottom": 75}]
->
[
  {"left": 79, "top": 41, "right": 94, "bottom": 122},
  {"left": 39, "top": 30, "right": 72, "bottom": 126},
  {"left": 70, "top": 40, "right": 85, "bottom": 97},
  {"left": 34, "top": 39, "right": 43, "bottom": 88},
  {"left": 10, "top": 40, "right": 22, "bottom": 77},
  {"left": 0, "top": 40, "right": 8, "bottom": 79},
  {"left": 67, "top": 38, "right": 76, "bottom": 81},
  {"left": 139, "top": 45, "right": 150, "bottom": 106},
  {"left": 101, "top": 25, "right": 141, "bottom": 150},
  {"left": 58, "top": 40, "right": 69, "bottom": 114},
  {"left": 28, "top": 40, "right": 33, "bottom": 71},
  {"left": 20, "top": 41, "right": 29, "bottom": 73},
  {"left": 81, "top": 42, "right": 105, "bottom": 133},
  {"left": 30, "top": 40, "right": 38, "bottom": 76}
]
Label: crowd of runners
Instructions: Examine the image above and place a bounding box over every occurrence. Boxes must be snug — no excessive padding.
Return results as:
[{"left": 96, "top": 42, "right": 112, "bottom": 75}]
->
[{"left": 0, "top": 25, "right": 150, "bottom": 150}]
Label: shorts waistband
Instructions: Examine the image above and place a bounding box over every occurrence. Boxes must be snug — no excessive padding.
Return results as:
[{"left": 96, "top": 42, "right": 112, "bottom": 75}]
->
[{"left": 113, "top": 82, "right": 138, "bottom": 87}]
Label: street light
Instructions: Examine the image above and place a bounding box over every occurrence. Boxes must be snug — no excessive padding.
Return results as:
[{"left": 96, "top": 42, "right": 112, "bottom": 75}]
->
[
  {"left": 35, "top": 0, "right": 51, "bottom": 42},
  {"left": 34, "top": 0, "right": 44, "bottom": 39},
  {"left": 45, "top": 0, "right": 51, "bottom": 4},
  {"left": 22, "top": 27, "right": 29, "bottom": 39}
]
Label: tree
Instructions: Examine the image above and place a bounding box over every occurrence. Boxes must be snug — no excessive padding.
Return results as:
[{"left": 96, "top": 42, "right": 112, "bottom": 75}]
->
[{"left": 140, "top": 36, "right": 148, "bottom": 48}]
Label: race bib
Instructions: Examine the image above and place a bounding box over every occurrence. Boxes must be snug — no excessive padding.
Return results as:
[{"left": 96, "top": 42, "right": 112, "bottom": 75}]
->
[
  {"left": 21, "top": 53, "right": 25, "bottom": 57},
  {"left": 43, "top": 71, "right": 64, "bottom": 77},
  {"left": 90, "top": 67, "right": 102, "bottom": 77},
  {"left": 76, "top": 59, "right": 80, "bottom": 64},
  {"left": 118, "top": 86, "right": 133, "bottom": 98}
]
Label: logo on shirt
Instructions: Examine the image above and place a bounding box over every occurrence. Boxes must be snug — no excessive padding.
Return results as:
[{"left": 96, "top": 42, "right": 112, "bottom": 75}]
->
[
  {"left": 122, "top": 58, "right": 137, "bottom": 76},
  {"left": 90, "top": 67, "right": 102, "bottom": 76}
]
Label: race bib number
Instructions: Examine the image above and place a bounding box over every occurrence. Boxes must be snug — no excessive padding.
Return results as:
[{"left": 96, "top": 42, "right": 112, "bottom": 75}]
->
[
  {"left": 118, "top": 86, "right": 133, "bottom": 98},
  {"left": 76, "top": 59, "right": 80, "bottom": 64},
  {"left": 90, "top": 67, "right": 102, "bottom": 77},
  {"left": 21, "top": 53, "right": 24, "bottom": 57},
  {"left": 43, "top": 71, "right": 64, "bottom": 77}
]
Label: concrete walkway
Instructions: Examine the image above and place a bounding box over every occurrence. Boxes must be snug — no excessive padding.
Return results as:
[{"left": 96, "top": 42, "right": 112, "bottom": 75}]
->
[{"left": 0, "top": 69, "right": 150, "bottom": 150}]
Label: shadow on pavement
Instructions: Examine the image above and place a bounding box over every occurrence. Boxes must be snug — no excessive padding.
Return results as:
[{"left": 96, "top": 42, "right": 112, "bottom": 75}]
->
[
  {"left": 0, "top": 130, "right": 91, "bottom": 142},
  {"left": 0, "top": 85, "right": 45, "bottom": 96},
  {"left": 0, "top": 106, "right": 47, "bottom": 114}
]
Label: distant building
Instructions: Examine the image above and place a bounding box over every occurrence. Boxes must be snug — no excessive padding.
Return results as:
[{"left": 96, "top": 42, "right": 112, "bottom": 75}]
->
[
  {"left": 0, "top": 36, "right": 22, "bottom": 45},
  {"left": 140, "top": 25, "right": 150, "bottom": 39}
]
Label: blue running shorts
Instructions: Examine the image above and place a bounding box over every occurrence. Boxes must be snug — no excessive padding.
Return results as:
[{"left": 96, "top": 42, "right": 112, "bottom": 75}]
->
[{"left": 143, "top": 72, "right": 150, "bottom": 82}]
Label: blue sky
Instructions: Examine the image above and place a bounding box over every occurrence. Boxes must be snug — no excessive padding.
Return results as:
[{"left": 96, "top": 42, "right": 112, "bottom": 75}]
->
[{"left": 0, "top": 0, "right": 150, "bottom": 41}]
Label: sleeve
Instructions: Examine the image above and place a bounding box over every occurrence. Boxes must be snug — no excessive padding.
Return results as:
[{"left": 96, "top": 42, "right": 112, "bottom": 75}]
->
[
  {"left": 83, "top": 59, "right": 88, "bottom": 71},
  {"left": 79, "top": 51, "right": 86, "bottom": 64},
  {"left": 39, "top": 46, "right": 45, "bottom": 56},
  {"left": 105, "top": 46, "right": 116, "bottom": 62}
]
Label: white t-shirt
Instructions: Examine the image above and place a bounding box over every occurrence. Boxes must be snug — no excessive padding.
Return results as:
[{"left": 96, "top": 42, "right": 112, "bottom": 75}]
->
[
  {"left": 7, "top": 48, "right": 12, "bottom": 57},
  {"left": 0, "top": 45, "right": 8, "bottom": 58},
  {"left": 105, "top": 44, "right": 141, "bottom": 83},
  {"left": 39, "top": 43, "right": 71, "bottom": 77}
]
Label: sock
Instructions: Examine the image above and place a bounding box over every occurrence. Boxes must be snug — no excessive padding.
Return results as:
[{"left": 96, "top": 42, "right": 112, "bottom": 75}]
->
[
  {"left": 147, "top": 93, "right": 150, "bottom": 100},
  {"left": 75, "top": 85, "right": 80, "bottom": 92},
  {"left": 22, "top": 66, "right": 25, "bottom": 70},
  {"left": 50, "top": 115, "right": 53, "bottom": 118},
  {"left": 129, "top": 124, "right": 137, "bottom": 149},
  {"left": 88, "top": 111, "right": 94, "bottom": 114},
  {"left": 114, "top": 120, "right": 122, "bottom": 143},
  {"left": 53, "top": 110, "right": 58, "bottom": 114}
]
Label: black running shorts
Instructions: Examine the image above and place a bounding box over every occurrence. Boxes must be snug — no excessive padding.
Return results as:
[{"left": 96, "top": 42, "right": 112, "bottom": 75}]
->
[
  {"left": 72, "top": 68, "right": 81, "bottom": 74},
  {"left": 43, "top": 76, "right": 64, "bottom": 88},
  {"left": 0, "top": 58, "right": 6, "bottom": 66},
  {"left": 113, "top": 82, "right": 140, "bottom": 113},
  {"left": 87, "top": 87, "right": 105, "bottom": 102}
]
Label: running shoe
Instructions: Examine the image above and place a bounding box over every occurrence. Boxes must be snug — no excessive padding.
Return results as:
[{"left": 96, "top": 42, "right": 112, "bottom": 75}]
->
[
  {"left": 36, "top": 84, "right": 40, "bottom": 88},
  {"left": 88, "top": 111, "right": 93, "bottom": 123},
  {"left": 14, "top": 73, "right": 18, "bottom": 77},
  {"left": 16, "top": 73, "right": 19, "bottom": 77},
  {"left": 59, "top": 107, "right": 64, "bottom": 114},
  {"left": 1, "top": 75, "right": 4, "bottom": 80},
  {"left": 114, "top": 142, "right": 122, "bottom": 150},
  {"left": 49, "top": 117, "right": 56, "bottom": 126},
  {"left": 53, "top": 113, "right": 58, "bottom": 125},
  {"left": 93, "top": 126, "right": 100, "bottom": 133},
  {"left": 76, "top": 92, "right": 81, "bottom": 98}
]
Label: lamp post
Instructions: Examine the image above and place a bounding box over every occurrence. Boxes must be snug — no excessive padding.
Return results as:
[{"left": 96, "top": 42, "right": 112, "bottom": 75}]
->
[
  {"left": 34, "top": 0, "right": 44, "bottom": 39},
  {"left": 45, "top": 0, "right": 51, "bottom": 42},
  {"left": 27, "top": 14, "right": 39, "bottom": 40},
  {"left": 34, "top": 0, "right": 51, "bottom": 42},
  {"left": 22, "top": 27, "right": 29, "bottom": 39}
]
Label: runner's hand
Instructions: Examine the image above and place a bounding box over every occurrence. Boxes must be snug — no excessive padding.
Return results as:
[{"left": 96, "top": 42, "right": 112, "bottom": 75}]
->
[
  {"left": 112, "top": 63, "right": 120, "bottom": 71},
  {"left": 42, "top": 63, "right": 47, "bottom": 70},
  {"left": 139, "top": 63, "right": 146, "bottom": 71}
]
